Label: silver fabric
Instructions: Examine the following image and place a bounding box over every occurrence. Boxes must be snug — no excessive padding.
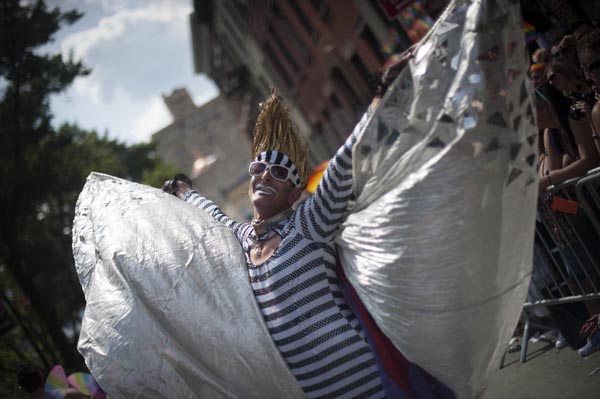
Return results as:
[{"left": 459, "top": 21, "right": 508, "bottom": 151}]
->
[
  {"left": 72, "top": 173, "right": 303, "bottom": 399},
  {"left": 337, "top": 0, "right": 536, "bottom": 398}
]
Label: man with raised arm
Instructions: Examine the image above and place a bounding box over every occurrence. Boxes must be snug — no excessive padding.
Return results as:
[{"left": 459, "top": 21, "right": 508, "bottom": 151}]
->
[
  {"left": 163, "top": 46, "right": 453, "bottom": 398},
  {"left": 166, "top": 89, "right": 386, "bottom": 398}
]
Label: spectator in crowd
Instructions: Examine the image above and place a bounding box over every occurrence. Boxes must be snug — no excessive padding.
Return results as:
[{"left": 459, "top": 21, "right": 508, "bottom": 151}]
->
[
  {"left": 546, "top": 58, "right": 590, "bottom": 96},
  {"left": 577, "top": 29, "right": 600, "bottom": 156},
  {"left": 532, "top": 84, "right": 592, "bottom": 350},
  {"left": 541, "top": 59, "right": 599, "bottom": 190},
  {"left": 530, "top": 63, "right": 547, "bottom": 88},
  {"left": 578, "top": 311, "right": 600, "bottom": 357},
  {"left": 525, "top": 18, "right": 600, "bottom": 357},
  {"left": 529, "top": 48, "right": 549, "bottom": 88},
  {"left": 536, "top": 83, "right": 578, "bottom": 177},
  {"left": 551, "top": 20, "right": 595, "bottom": 65}
]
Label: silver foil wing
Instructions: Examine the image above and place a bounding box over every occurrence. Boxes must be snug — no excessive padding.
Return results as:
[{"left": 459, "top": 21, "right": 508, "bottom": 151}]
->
[
  {"left": 72, "top": 172, "right": 303, "bottom": 399},
  {"left": 337, "top": 0, "right": 536, "bottom": 398}
]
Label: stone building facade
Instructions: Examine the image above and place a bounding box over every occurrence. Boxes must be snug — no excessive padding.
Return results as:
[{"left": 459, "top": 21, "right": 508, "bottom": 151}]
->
[{"left": 153, "top": 88, "right": 253, "bottom": 220}]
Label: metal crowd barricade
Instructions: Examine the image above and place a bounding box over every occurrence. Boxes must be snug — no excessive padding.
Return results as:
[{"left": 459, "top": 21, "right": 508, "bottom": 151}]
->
[
  {"left": 576, "top": 166, "right": 600, "bottom": 237},
  {"left": 516, "top": 169, "right": 600, "bottom": 363}
]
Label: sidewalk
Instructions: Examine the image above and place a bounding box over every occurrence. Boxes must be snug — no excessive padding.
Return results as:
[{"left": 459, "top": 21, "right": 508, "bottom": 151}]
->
[{"left": 482, "top": 339, "right": 600, "bottom": 399}]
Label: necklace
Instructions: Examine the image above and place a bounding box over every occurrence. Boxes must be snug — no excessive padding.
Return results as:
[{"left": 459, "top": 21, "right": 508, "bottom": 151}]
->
[
  {"left": 250, "top": 209, "right": 291, "bottom": 261},
  {"left": 252, "top": 208, "right": 293, "bottom": 236},
  {"left": 254, "top": 243, "right": 264, "bottom": 258}
]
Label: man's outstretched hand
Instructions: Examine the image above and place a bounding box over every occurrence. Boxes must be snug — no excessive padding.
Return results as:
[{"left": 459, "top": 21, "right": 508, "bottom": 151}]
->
[
  {"left": 162, "top": 174, "right": 192, "bottom": 199},
  {"left": 375, "top": 44, "right": 416, "bottom": 98}
]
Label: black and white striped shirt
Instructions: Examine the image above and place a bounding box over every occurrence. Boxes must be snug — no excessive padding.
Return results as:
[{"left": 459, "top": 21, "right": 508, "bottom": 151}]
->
[{"left": 185, "top": 112, "right": 385, "bottom": 398}]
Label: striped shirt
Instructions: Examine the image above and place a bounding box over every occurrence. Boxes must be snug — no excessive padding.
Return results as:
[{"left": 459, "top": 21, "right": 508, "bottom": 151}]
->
[{"left": 185, "top": 111, "right": 385, "bottom": 398}]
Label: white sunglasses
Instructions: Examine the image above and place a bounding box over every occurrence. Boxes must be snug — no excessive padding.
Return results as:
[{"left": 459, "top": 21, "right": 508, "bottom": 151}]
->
[{"left": 248, "top": 161, "right": 293, "bottom": 183}]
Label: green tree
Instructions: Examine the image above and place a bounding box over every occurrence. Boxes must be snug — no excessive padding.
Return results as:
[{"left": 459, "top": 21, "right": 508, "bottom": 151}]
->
[
  {"left": 0, "top": 0, "right": 179, "bottom": 384},
  {"left": 0, "top": 120, "right": 178, "bottom": 395},
  {"left": 0, "top": 0, "right": 90, "bottom": 369}
]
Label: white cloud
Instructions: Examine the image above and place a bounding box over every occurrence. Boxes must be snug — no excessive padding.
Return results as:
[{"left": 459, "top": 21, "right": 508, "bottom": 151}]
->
[
  {"left": 72, "top": 73, "right": 104, "bottom": 105},
  {"left": 49, "top": 0, "right": 221, "bottom": 145},
  {"left": 58, "top": 0, "right": 126, "bottom": 10},
  {"left": 130, "top": 95, "right": 172, "bottom": 142},
  {"left": 52, "top": 74, "right": 220, "bottom": 144},
  {"left": 60, "top": 1, "right": 191, "bottom": 60},
  {"left": 85, "top": 0, "right": 129, "bottom": 12}
]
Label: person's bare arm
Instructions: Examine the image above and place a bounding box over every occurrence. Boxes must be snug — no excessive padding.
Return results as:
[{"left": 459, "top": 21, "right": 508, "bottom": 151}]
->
[
  {"left": 539, "top": 116, "right": 600, "bottom": 190},
  {"left": 543, "top": 128, "right": 564, "bottom": 173},
  {"left": 591, "top": 102, "right": 600, "bottom": 155}
]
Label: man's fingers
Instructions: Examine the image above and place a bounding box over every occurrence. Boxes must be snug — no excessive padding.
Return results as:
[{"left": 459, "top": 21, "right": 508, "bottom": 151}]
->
[{"left": 162, "top": 180, "right": 173, "bottom": 192}]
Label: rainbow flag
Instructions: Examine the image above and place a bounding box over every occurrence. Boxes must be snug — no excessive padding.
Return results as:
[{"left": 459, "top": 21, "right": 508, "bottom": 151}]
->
[{"left": 524, "top": 21, "right": 541, "bottom": 44}]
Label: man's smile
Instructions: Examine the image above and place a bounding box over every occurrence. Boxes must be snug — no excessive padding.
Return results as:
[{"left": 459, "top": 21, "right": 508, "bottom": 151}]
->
[{"left": 254, "top": 183, "right": 277, "bottom": 196}]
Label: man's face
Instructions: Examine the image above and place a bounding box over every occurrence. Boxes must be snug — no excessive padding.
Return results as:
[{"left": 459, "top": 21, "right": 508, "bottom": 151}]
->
[
  {"left": 581, "top": 48, "right": 600, "bottom": 88},
  {"left": 249, "top": 162, "right": 301, "bottom": 218},
  {"left": 547, "top": 68, "right": 572, "bottom": 94},
  {"left": 530, "top": 70, "right": 544, "bottom": 88}
]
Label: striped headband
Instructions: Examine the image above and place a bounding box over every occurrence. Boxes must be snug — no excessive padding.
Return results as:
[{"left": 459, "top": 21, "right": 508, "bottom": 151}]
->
[{"left": 254, "top": 150, "right": 301, "bottom": 187}]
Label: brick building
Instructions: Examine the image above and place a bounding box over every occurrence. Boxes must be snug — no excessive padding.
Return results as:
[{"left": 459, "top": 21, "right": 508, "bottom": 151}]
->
[
  {"left": 190, "top": 0, "right": 446, "bottom": 167},
  {"left": 150, "top": 0, "right": 600, "bottom": 220}
]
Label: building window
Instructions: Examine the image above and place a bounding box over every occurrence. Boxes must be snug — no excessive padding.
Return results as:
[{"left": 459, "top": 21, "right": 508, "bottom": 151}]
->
[
  {"left": 350, "top": 53, "right": 371, "bottom": 88},
  {"left": 359, "top": 24, "right": 385, "bottom": 64},
  {"left": 268, "top": 25, "right": 299, "bottom": 71},
  {"left": 212, "top": 42, "right": 223, "bottom": 69},
  {"left": 309, "top": 0, "right": 330, "bottom": 23},
  {"left": 322, "top": 108, "right": 331, "bottom": 125},
  {"left": 330, "top": 94, "right": 352, "bottom": 132},
  {"left": 265, "top": 44, "right": 293, "bottom": 88},
  {"left": 330, "top": 94, "right": 341, "bottom": 108},
  {"left": 287, "top": 0, "right": 319, "bottom": 42},
  {"left": 220, "top": 12, "right": 246, "bottom": 58},
  {"left": 314, "top": 122, "right": 323, "bottom": 135},
  {"left": 273, "top": 3, "right": 309, "bottom": 59},
  {"left": 331, "top": 67, "right": 363, "bottom": 116}
]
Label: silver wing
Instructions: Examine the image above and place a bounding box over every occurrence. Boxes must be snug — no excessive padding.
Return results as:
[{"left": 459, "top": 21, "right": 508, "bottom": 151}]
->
[
  {"left": 336, "top": 1, "right": 537, "bottom": 397},
  {"left": 72, "top": 172, "right": 302, "bottom": 399}
]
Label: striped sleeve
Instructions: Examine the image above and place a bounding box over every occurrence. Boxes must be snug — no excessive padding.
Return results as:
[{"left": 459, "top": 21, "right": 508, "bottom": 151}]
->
[
  {"left": 183, "top": 190, "right": 252, "bottom": 240},
  {"left": 296, "top": 110, "right": 372, "bottom": 242}
]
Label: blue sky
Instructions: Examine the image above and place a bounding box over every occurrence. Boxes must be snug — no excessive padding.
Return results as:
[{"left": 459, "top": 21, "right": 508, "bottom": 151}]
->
[{"left": 46, "top": 0, "right": 219, "bottom": 144}]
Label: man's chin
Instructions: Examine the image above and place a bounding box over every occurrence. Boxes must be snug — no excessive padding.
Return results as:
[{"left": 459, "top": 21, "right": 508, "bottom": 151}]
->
[{"left": 251, "top": 194, "right": 272, "bottom": 207}]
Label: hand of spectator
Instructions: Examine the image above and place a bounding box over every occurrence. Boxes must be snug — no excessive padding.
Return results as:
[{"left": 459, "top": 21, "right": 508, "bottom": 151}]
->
[
  {"left": 539, "top": 174, "right": 553, "bottom": 192},
  {"left": 552, "top": 35, "right": 577, "bottom": 62},
  {"left": 571, "top": 100, "right": 592, "bottom": 119},
  {"left": 558, "top": 35, "right": 576, "bottom": 52}
]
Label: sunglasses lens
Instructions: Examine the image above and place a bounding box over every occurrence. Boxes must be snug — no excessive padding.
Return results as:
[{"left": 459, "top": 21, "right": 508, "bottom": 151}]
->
[
  {"left": 249, "top": 162, "right": 266, "bottom": 175},
  {"left": 249, "top": 162, "right": 290, "bottom": 181},
  {"left": 270, "top": 165, "right": 289, "bottom": 180}
]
